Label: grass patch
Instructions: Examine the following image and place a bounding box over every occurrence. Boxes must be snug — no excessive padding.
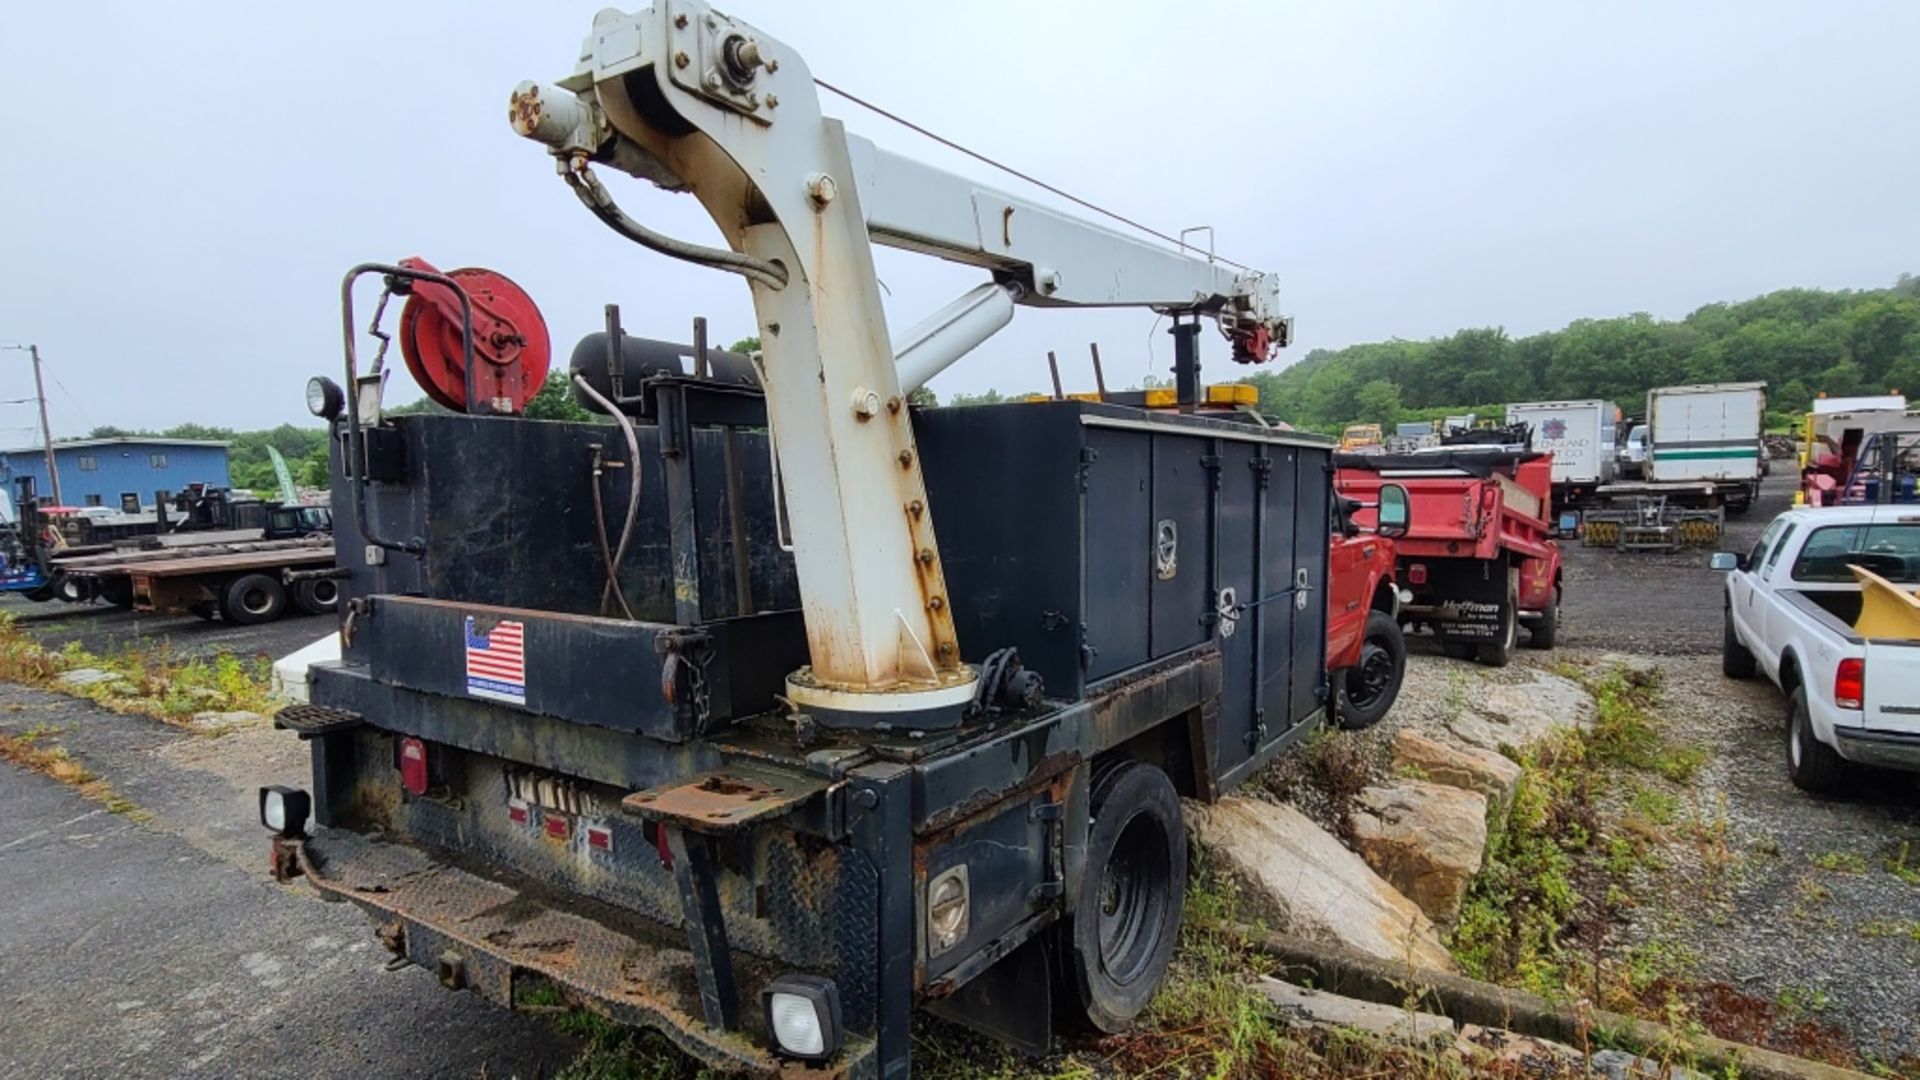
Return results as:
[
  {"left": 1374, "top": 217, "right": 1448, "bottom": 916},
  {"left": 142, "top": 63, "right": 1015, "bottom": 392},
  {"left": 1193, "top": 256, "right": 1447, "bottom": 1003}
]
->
[
  {"left": 0, "top": 726, "right": 147, "bottom": 821},
  {"left": 1810, "top": 850, "right": 1869, "bottom": 875},
  {"left": 0, "top": 613, "right": 277, "bottom": 730}
]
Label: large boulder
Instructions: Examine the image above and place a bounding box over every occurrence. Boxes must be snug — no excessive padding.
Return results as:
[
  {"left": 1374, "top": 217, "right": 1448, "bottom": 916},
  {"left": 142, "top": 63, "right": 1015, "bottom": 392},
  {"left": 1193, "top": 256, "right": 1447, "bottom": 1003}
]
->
[
  {"left": 1185, "top": 797, "right": 1456, "bottom": 972},
  {"left": 1446, "top": 669, "right": 1593, "bottom": 753},
  {"left": 1348, "top": 780, "right": 1488, "bottom": 926},
  {"left": 1391, "top": 728, "right": 1521, "bottom": 815}
]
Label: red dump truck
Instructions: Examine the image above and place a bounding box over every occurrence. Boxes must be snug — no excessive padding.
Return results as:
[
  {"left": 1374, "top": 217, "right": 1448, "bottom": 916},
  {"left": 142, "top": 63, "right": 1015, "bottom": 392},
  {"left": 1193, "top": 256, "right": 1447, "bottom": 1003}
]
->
[{"left": 1335, "top": 447, "right": 1561, "bottom": 666}]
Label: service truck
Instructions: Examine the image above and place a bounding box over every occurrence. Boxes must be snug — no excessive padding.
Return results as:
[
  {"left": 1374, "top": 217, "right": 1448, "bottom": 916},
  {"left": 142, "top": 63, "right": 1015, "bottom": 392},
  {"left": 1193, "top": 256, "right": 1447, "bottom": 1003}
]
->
[
  {"left": 1713, "top": 505, "right": 1920, "bottom": 793},
  {"left": 1504, "top": 399, "right": 1618, "bottom": 510},
  {"left": 258, "top": 7, "right": 1340, "bottom": 1076}
]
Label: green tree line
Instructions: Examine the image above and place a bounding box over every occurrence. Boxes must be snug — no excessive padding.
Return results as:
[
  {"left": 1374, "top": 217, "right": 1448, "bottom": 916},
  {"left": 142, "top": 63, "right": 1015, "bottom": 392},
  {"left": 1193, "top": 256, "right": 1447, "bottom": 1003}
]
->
[{"left": 1240, "top": 274, "right": 1920, "bottom": 433}]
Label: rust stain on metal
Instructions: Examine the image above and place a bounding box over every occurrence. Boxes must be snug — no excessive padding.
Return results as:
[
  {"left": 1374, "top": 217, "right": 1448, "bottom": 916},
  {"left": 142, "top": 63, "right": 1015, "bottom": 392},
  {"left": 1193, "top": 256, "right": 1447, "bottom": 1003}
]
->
[
  {"left": 623, "top": 768, "right": 825, "bottom": 831},
  {"left": 916, "top": 749, "right": 1080, "bottom": 840}
]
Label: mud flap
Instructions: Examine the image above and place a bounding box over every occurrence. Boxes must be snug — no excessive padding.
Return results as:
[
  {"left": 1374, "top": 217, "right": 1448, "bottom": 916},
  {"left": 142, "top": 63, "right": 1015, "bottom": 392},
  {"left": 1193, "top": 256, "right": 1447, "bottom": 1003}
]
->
[{"left": 923, "top": 936, "right": 1052, "bottom": 1058}]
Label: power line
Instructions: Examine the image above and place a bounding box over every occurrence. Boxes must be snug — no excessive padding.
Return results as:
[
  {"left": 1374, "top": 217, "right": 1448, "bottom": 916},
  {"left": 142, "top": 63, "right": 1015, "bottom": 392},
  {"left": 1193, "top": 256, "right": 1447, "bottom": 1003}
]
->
[{"left": 814, "top": 79, "right": 1255, "bottom": 273}]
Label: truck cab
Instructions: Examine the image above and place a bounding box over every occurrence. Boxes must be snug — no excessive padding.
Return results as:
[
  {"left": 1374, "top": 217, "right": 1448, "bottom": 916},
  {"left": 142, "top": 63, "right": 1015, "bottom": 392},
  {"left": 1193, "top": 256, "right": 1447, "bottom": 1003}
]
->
[{"left": 1327, "top": 487, "right": 1409, "bottom": 730}]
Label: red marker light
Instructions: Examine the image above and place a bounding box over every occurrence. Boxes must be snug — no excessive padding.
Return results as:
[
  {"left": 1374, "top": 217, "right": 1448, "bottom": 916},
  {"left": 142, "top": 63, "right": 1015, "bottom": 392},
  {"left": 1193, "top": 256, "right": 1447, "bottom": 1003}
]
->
[
  {"left": 507, "top": 798, "right": 530, "bottom": 825},
  {"left": 585, "top": 824, "right": 613, "bottom": 852},
  {"left": 1834, "top": 658, "right": 1866, "bottom": 710},
  {"left": 399, "top": 737, "right": 429, "bottom": 797},
  {"left": 1408, "top": 563, "right": 1428, "bottom": 586},
  {"left": 544, "top": 815, "right": 571, "bottom": 841}
]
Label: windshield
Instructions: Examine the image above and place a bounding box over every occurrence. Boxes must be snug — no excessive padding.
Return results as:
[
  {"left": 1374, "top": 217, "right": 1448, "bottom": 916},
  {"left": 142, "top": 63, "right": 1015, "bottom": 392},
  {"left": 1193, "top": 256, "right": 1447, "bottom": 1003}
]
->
[{"left": 1790, "top": 523, "right": 1920, "bottom": 584}]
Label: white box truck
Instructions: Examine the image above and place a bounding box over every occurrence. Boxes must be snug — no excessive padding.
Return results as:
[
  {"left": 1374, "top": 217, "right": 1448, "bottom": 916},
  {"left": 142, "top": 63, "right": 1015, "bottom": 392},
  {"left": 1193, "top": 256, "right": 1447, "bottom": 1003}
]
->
[
  {"left": 1505, "top": 399, "right": 1619, "bottom": 506},
  {"left": 1584, "top": 382, "right": 1766, "bottom": 549},
  {"left": 1646, "top": 382, "right": 1766, "bottom": 509}
]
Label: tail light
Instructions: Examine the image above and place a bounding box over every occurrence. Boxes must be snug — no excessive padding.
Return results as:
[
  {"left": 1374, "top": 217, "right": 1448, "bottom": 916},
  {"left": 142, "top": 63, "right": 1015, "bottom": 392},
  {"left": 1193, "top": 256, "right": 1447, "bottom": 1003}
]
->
[
  {"left": 1408, "top": 563, "right": 1428, "bottom": 586},
  {"left": 1834, "top": 658, "right": 1865, "bottom": 710},
  {"left": 399, "top": 737, "right": 430, "bottom": 796}
]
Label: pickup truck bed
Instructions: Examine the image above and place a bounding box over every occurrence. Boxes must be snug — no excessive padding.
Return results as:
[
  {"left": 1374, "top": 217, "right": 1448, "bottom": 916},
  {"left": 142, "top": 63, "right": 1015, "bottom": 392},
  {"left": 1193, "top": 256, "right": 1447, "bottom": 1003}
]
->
[{"left": 1717, "top": 505, "right": 1920, "bottom": 791}]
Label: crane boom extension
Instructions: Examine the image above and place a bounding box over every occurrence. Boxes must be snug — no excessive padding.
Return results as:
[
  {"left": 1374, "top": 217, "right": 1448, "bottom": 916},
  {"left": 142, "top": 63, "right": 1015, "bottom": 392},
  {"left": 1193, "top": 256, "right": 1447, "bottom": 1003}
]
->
[{"left": 512, "top": 0, "right": 1290, "bottom": 718}]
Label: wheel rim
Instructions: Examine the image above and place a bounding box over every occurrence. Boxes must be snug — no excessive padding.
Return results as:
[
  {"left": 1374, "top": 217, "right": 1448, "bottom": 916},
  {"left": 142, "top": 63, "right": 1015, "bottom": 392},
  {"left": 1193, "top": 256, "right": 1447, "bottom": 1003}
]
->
[
  {"left": 311, "top": 580, "right": 339, "bottom": 606},
  {"left": 242, "top": 588, "right": 274, "bottom": 615},
  {"left": 1790, "top": 713, "right": 1803, "bottom": 768},
  {"left": 1347, "top": 637, "right": 1395, "bottom": 708},
  {"left": 1097, "top": 810, "right": 1172, "bottom": 987}
]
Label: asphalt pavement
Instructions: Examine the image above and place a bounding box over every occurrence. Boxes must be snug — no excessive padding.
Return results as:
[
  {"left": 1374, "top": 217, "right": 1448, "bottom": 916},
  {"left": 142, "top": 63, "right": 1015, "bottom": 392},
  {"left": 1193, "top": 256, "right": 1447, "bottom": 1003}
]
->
[{"left": 0, "top": 683, "right": 576, "bottom": 1079}]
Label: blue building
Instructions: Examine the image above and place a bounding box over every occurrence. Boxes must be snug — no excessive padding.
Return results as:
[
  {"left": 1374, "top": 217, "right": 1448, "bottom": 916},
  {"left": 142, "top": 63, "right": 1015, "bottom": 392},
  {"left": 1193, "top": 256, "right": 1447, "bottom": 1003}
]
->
[{"left": 1, "top": 437, "right": 231, "bottom": 508}]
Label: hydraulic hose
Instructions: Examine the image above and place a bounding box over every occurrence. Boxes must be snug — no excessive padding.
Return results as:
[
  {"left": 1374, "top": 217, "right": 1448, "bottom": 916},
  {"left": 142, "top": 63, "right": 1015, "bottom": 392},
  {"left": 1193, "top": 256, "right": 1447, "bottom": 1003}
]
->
[
  {"left": 573, "top": 374, "right": 643, "bottom": 619},
  {"left": 561, "top": 158, "right": 788, "bottom": 292}
]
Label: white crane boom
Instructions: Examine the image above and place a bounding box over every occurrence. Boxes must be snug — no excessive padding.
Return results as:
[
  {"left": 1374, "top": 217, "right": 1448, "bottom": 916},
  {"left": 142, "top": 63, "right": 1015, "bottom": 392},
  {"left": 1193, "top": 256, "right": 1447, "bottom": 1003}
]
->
[{"left": 511, "top": 0, "right": 1291, "bottom": 716}]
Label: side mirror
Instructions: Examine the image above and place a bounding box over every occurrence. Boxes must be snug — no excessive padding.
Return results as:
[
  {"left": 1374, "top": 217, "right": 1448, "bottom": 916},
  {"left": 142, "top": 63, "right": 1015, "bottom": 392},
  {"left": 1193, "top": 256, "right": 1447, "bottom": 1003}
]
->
[
  {"left": 1376, "top": 484, "right": 1410, "bottom": 539},
  {"left": 1709, "top": 552, "right": 1744, "bottom": 572}
]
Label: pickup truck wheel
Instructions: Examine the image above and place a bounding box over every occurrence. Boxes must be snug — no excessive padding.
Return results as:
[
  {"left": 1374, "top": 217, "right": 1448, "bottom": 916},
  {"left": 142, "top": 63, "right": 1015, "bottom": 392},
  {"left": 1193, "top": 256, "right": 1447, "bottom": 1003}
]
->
[
  {"left": 1059, "top": 762, "right": 1185, "bottom": 1034},
  {"left": 1787, "top": 686, "right": 1846, "bottom": 794},
  {"left": 1523, "top": 590, "right": 1560, "bottom": 650},
  {"left": 222, "top": 574, "right": 287, "bottom": 625},
  {"left": 1721, "top": 608, "right": 1757, "bottom": 679},
  {"left": 1336, "top": 612, "right": 1406, "bottom": 730}
]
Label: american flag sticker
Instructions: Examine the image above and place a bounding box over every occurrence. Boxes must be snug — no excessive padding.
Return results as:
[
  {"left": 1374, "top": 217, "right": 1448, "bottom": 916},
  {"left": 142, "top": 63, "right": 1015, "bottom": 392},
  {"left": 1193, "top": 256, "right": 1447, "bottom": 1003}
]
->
[{"left": 465, "top": 616, "right": 527, "bottom": 705}]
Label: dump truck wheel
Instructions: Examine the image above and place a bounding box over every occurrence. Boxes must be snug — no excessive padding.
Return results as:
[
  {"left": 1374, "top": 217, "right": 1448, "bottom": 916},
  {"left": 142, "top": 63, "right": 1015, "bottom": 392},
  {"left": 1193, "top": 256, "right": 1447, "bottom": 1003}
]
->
[
  {"left": 1722, "top": 607, "right": 1757, "bottom": 679},
  {"left": 1478, "top": 578, "right": 1518, "bottom": 668},
  {"left": 1523, "top": 589, "right": 1560, "bottom": 650},
  {"left": 1336, "top": 612, "right": 1405, "bottom": 730},
  {"left": 1060, "top": 762, "right": 1185, "bottom": 1034},
  {"left": 99, "top": 578, "right": 134, "bottom": 609},
  {"left": 293, "top": 578, "right": 340, "bottom": 616},
  {"left": 222, "top": 574, "right": 287, "bottom": 625},
  {"left": 1787, "top": 686, "right": 1845, "bottom": 794},
  {"left": 189, "top": 601, "right": 219, "bottom": 621}
]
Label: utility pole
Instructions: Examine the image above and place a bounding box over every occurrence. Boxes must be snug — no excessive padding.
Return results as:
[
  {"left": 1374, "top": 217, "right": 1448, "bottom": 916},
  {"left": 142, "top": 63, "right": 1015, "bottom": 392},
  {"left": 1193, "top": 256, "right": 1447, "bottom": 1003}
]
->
[{"left": 3, "top": 344, "right": 61, "bottom": 506}]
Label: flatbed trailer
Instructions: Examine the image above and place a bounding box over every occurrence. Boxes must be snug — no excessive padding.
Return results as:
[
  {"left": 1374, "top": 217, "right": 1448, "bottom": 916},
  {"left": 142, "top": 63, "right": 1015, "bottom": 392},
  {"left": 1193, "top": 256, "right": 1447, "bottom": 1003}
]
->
[
  {"left": 1334, "top": 449, "right": 1561, "bottom": 665},
  {"left": 59, "top": 538, "right": 339, "bottom": 621}
]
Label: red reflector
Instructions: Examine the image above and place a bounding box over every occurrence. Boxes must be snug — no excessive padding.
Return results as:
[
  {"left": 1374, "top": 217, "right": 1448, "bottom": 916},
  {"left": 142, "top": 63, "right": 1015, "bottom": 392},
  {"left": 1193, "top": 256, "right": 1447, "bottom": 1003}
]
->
[
  {"left": 544, "top": 815, "right": 571, "bottom": 841},
  {"left": 507, "top": 798, "right": 530, "bottom": 825},
  {"left": 399, "top": 737, "right": 429, "bottom": 797},
  {"left": 585, "top": 824, "right": 613, "bottom": 852},
  {"left": 1835, "top": 657, "right": 1866, "bottom": 710},
  {"left": 1408, "top": 563, "right": 1428, "bottom": 586}
]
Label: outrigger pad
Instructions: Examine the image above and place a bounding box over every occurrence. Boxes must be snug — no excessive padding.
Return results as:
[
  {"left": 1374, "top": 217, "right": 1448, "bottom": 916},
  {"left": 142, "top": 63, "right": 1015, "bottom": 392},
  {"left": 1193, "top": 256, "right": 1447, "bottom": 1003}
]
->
[{"left": 622, "top": 767, "right": 827, "bottom": 834}]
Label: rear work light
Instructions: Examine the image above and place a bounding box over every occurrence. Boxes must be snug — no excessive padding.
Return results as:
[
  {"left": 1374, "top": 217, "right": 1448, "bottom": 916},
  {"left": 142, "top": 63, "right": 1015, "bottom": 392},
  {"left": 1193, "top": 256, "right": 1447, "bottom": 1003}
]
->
[
  {"left": 1834, "top": 658, "right": 1866, "bottom": 710},
  {"left": 1407, "top": 563, "right": 1428, "bottom": 586}
]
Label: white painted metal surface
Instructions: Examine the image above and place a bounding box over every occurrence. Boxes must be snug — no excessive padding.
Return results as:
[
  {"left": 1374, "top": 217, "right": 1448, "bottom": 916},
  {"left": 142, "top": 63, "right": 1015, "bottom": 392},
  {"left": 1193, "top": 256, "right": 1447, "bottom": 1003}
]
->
[
  {"left": 1647, "top": 382, "right": 1766, "bottom": 484},
  {"left": 1504, "top": 399, "right": 1618, "bottom": 486}
]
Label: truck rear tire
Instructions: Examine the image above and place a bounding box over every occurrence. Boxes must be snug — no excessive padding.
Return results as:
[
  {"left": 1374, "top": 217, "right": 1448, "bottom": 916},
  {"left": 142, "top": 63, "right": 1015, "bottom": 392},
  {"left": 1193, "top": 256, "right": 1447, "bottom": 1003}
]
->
[
  {"left": 1722, "top": 608, "right": 1757, "bottom": 679},
  {"left": 1336, "top": 612, "right": 1406, "bottom": 730},
  {"left": 1786, "top": 686, "right": 1846, "bottom": 794},
  {"left": 1478, "top": 578, "right": 1518, "bottom": 668},
  {"left": 1523, "top": 589, "right": 1560, "bottom": 650},
  {"left": 292, "top": 578, "right": 340, "bottom": 616},
  {"left": 222, "top": 574, "right": 287, "bottom": 625},
  {"left": 1059, "top": 762, "right": 1185, "bottom": 1034}
]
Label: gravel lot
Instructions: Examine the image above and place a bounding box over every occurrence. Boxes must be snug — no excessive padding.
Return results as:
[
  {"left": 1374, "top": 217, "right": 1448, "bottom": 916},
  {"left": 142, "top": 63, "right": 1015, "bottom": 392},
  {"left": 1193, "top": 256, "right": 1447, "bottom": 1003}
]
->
[{"left": 1556, "top": 469, "right": 1794, "bottom": 655}]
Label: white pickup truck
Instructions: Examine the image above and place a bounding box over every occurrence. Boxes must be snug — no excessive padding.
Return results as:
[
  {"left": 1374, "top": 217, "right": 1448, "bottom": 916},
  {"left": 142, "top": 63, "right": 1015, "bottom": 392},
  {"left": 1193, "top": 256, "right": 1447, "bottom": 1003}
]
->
[{"left": 1713, "top": 505, "right": 1920, "bottom": 792}]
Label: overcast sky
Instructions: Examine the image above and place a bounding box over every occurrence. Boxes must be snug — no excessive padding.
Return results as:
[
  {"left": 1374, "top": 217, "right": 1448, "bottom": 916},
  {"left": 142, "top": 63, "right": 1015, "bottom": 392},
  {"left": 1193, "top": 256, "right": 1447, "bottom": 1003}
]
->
[{"left": 2, "top": 1, "right": 1915, "bottom": 438}]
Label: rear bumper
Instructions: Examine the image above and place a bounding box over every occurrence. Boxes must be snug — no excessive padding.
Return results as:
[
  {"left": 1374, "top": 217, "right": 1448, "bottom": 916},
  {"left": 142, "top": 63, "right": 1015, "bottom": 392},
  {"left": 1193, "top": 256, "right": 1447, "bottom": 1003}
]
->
[
  {"left": 1834, "top": 727, "right": 1920, "bottom": 772},
  {"left": 280, "top": 830, "right": 869, "bottom": 1078}
]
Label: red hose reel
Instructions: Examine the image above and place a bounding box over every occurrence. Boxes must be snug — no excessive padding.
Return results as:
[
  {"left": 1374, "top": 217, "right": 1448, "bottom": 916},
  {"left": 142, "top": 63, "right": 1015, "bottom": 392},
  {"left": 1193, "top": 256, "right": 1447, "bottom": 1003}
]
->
[{"left": 396, "top": 256, "right": 551, "bottom": 414}]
